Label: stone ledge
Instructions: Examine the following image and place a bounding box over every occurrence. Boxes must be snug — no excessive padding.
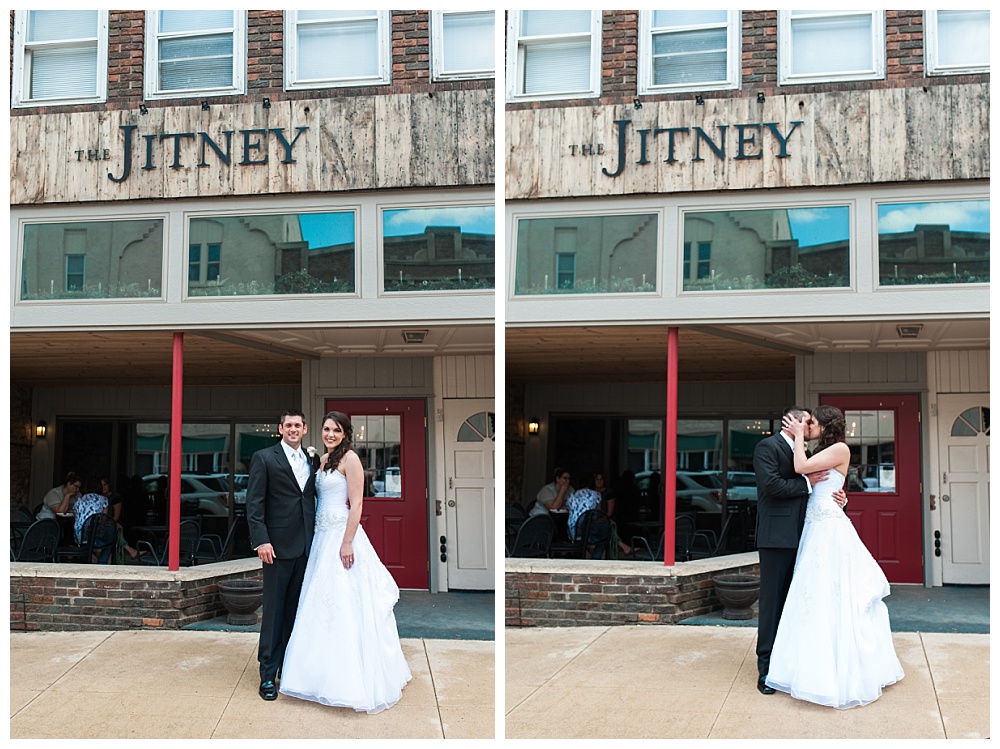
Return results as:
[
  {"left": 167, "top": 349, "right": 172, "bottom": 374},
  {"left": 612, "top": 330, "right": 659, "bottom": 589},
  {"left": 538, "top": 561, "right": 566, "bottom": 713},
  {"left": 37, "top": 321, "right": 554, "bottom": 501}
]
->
[
  {"left": 505, "top": 552, "right": 758, "bottom": 578},
  {"left": 10, "top": 557, "right": 260, "bottom": 581}
]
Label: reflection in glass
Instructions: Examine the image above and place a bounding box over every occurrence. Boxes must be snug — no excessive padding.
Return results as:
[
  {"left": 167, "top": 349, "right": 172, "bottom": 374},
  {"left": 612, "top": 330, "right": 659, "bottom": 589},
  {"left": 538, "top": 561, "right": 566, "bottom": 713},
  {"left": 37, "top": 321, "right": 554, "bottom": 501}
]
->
[
  {"left": 515, "top": 214, "right": 658, "bottom": 294},
  {"left": 844, "top": 410, "right": 896, "bottom": 492},
  {"left": 353, "top": 415, "right": 402, "bottom": 497},
  {"left": 382, "top": 205, "right": 494, "bottom": 291},
  {"left": 458, "top": 412, "right": 495, "bottom": 442},
  {"left": 21, "top": 219, "right": 164, "bottom": 300},
  {"left": 682, "top": 206, "right": 849, "bottom": 290},
  {"left": 951, "top": 407, "right": 989, "bottom": 437},
  {"left": 877, "top": 200, "right": 989, "bottom": 285},
  {"left": 188, "top": 212, "right": 355, "bottom": 296}
]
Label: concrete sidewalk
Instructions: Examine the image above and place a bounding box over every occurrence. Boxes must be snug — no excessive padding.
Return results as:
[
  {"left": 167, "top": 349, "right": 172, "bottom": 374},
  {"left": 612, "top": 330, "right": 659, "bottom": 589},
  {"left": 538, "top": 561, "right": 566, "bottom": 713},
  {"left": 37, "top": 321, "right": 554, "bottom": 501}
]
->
[
  {"left": 506, "top": 626, "right": 989, "bottom": 739},
  {"left": 10, "top": 630, "right": 494, "bottom": 739}
]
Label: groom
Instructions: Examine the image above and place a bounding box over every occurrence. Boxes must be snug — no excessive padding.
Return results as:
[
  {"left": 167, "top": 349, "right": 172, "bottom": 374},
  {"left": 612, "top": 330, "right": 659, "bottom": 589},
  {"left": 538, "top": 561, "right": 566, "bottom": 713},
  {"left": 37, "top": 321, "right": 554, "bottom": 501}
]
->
[
  {"left": 752, "top": 406, "right": 845, "bottom": 695},
  {"left": 246, "top": 409, "right": 317, "bottom": 701}
]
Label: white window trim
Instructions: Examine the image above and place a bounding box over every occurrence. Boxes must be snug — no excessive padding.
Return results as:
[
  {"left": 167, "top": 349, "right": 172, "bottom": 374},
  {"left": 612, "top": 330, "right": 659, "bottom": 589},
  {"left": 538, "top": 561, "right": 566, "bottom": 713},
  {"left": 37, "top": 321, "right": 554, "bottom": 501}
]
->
[
  {"left": 924, "top": 10, "right": 990, "bottom": 76},
  {"left": 505, "top": 10, "right": 602, "bottom": 103},
  {"left": 638, "top": 10, "right": 741, "bottom": 95},
  {"left": 283, "top": 10, "right": 391, "bottom": 90},
  {"left": 182, "top": 206, "right": 362, "bottom": 300},
  {"left": 430, "top": 10, "right": 496, "bottom": 81},
  {"left": 11, "top": 10, "right": 109, "bottom": 108},
  {"left": 377, "top": 200, "right": 496, "bottom": 297},
  {"left": 508, "top": 207, "right": 664, "bottom": 299},
  {"left": 144, "top": 11, "right": 247, "bottom": 100},
  {"left": 778, "top": 10, "right": 885, "bottom": 85}
]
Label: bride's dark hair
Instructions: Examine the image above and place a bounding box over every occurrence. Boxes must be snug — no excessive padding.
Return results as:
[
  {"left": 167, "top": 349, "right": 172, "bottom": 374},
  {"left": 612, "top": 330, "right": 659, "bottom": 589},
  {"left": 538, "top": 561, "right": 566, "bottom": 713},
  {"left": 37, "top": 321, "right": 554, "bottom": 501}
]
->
[
  {"left": 321, "top": 411, "right": 354, "bottom": 472},
  {"left": 812, "top": 405, "right": 847, "bottom": 453}
]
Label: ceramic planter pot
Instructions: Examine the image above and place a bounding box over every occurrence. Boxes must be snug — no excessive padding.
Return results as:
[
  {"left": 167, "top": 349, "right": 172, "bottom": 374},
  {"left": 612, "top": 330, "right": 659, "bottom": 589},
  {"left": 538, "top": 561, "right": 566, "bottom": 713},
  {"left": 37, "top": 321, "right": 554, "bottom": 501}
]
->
[
  {"left": 217, "top": 578, "right": 264, "bottom": 625},
  {"left": 711, "top": 573, "right": 760, "bottom": 620}
]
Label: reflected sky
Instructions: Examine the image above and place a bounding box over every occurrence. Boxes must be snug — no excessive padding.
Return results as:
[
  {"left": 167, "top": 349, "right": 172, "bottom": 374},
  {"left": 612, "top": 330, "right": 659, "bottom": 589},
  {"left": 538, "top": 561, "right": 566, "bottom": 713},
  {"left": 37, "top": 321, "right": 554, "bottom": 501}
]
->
[
  {"left": 299, "top": 212, "right": 356, "bottom": 248},
  {"left": 383, "top": 205, "right": 495, "bottom": 237},
  {"left": 878, "top": 200, "right": 990, "bottom": 234},
  {"left": 787, "top": 206, "right": 850, "bottom": 248}
]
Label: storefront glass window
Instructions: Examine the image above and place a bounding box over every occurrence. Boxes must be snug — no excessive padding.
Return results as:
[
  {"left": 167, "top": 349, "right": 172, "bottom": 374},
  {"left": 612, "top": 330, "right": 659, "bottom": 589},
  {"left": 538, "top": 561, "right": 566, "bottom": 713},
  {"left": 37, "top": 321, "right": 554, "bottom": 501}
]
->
[
  {"left": 382, "top": 205, "right": 494, "bottom": 292},
  {"left": 681, "top": 206, "right": 850, "bottom": 291},
  {"left": 514, "top": 213, "right": 658, "bottom": 294},
  {"left": 877, "top": 199, "right": 989, "bottom": 286},
  {"left": 20, "top": 218, "right": 164, "bottom": 300},
  {"left": 187, "top": 211, "right": 355, "bottom": 296}
]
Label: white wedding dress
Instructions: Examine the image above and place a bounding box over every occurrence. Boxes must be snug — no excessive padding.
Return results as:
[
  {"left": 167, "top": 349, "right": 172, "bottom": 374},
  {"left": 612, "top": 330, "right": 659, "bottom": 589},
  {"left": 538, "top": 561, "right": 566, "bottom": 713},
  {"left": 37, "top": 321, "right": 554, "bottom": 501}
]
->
[
  {"left": 765, "top": 471, "right": 904, "bottom": 709},
  {"left": 279, "top": 468, "right": 412, "bottom": 713}
]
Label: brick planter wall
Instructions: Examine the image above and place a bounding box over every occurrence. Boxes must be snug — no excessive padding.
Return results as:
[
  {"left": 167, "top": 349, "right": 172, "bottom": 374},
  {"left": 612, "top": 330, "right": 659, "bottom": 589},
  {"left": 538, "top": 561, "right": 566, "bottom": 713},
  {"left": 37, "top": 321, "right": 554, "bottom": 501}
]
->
[
  {"left": 10, "top": 559, "right": 262, "bottom": 631},
  {"left": 505, "top": 554, "right": 760, "bottom": 627}
]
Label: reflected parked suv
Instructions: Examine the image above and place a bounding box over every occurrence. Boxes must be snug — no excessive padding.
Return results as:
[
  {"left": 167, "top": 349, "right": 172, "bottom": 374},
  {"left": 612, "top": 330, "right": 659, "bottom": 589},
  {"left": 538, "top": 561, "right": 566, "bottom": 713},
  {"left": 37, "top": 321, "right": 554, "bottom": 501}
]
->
[{"left": 142, "top": 473, "right": 240, "bottom": 516}]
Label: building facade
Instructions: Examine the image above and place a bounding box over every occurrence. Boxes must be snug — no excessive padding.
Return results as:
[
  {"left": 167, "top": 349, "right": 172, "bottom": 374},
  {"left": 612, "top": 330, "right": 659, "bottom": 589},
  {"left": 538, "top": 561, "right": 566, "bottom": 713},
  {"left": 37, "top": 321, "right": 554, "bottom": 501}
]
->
[
  {"left": 505, "top": 10, "right": 989, "bottom": 587},
  {"left": 11, "top": 10, "right": 497, "bottom": 591}
]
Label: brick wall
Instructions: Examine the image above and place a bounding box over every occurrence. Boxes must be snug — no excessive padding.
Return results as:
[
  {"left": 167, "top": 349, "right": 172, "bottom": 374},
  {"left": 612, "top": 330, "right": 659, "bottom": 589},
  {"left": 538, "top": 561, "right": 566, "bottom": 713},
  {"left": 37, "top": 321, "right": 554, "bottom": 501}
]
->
[
  {"left": 12, "top": 10, "right": 494, "bottom": 117},
  {"left": 506, "top": 10, "right": 990, "bottom": 110},
  {"left": 10, "top": 562, "right": 262, "bottom": 632},
  {"left": 506, "top": 555, "right": 760, "bottom": 627}
]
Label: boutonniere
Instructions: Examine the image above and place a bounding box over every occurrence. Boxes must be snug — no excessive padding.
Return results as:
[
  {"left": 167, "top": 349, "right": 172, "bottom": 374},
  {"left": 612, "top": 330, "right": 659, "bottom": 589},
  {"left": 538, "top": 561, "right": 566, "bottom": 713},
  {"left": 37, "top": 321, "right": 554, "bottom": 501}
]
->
[{"left": 305, "top": 446, "right": 318, "bottom": 463}]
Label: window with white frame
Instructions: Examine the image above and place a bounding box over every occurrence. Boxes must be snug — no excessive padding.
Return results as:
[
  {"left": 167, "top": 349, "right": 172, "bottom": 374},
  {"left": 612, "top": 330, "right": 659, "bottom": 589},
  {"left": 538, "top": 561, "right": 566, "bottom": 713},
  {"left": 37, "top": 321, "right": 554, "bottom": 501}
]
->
[
  {"left": 779, "top": 10, "right": 885, "bottom": 84},
  {"left": 284, "top": 10, "right": 391, "bottom": 89},
  {"left": 11, "top": 10, "right": 108, "bottom": 107},
  {"left": 431, "top": 11, "right": 495, "bottom": 81},
  {"left": 925, "top": 10, "right": 990, "bottom": 76},
  {"left": 639, "top": 11, "right": 740, "bottom": 93},
  {"left": 145, "top": 10, "right": 246, "bottom": 99},
  {"left": 506, "top": 10, "right": 601, "bottom": 102}
]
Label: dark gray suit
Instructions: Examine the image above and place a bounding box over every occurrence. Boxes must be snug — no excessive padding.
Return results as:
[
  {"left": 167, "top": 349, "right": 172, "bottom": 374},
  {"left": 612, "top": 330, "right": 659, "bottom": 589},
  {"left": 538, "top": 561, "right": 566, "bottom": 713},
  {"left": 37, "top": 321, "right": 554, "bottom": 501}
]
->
[
  {"left": 246, "top": 441, "right": 316, "bottom": 682},
  {"left": 753, "top": 431, "right": 810, "bottom": 677}
]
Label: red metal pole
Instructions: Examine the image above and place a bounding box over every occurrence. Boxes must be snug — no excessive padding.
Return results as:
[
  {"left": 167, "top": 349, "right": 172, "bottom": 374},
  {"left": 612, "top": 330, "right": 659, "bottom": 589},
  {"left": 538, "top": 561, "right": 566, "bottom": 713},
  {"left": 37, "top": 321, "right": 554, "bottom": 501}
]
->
[
  {"left": 168, "top": 332, "right": 183, "bottom": 571},
  {"left": 663, "top": 326, "right": 679, "bottom": 565}
]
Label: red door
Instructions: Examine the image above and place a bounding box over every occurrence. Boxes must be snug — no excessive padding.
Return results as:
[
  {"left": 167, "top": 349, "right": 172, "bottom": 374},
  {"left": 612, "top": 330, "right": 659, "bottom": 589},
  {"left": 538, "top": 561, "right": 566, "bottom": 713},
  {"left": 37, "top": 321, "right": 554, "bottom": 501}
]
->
[
  {"left": 821, "top": 394, "right": 922, "bottom": 583},
  {"left": 324, "top": 399, "right": 428, "bottom": 589}
]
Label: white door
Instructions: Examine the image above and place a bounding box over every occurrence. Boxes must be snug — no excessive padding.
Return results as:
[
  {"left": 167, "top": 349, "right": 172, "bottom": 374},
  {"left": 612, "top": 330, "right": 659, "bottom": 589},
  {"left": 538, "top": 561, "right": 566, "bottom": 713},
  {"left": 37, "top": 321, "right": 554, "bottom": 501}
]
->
[
  {"left": 444, "top": 399, "right": 494, "bottom": 590},
  {"left": 937, "top": 395, "right": 990, "bottom": 584}
]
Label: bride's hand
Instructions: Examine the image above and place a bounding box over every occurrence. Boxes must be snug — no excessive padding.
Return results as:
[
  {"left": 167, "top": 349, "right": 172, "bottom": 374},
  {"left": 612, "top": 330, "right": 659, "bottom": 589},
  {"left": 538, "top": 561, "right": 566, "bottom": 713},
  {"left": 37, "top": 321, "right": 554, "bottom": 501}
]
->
[
  {"left": 782, "top": 413, "right": 806, "bottom": 438},
  {"left": 340, "top": 541, "right": 354, "bottom": 569}
]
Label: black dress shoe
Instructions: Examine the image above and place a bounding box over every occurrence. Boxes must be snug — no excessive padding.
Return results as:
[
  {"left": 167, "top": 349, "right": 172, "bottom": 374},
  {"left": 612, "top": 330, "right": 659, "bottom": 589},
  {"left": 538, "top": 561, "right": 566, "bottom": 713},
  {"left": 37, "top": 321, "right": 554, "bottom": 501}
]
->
[
  {"left": 259, "top": 680, "right": 278, "bottom": 701},
  {"left": 757, "top": 675, "right": 776, "bottom": 695}
]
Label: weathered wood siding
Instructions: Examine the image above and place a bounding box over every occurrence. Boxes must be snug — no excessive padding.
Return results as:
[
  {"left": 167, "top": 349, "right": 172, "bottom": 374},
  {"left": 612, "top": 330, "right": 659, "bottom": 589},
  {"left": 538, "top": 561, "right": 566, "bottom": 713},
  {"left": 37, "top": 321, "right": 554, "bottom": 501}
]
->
[
  {"left": 505, "top": 84, "right": 989, "bottom": 199},
  {"left": 11, "top": 89, "right": 495, "bottom": 205}
]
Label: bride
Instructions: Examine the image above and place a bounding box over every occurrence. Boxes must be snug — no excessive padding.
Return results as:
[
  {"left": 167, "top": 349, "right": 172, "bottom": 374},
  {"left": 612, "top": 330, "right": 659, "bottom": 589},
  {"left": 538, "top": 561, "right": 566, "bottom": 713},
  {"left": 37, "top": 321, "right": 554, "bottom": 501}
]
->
[
  {"left": 279, "top": 411, "right": 412, "bottom": 713},
  {"left": 765, "top": 404, "right": 904, "bottom": 709}
]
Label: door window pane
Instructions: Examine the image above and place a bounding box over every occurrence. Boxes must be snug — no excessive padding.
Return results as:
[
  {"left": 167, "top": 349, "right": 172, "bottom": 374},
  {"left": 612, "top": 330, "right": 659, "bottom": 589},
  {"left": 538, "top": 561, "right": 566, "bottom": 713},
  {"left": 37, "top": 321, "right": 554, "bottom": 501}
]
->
[
  {"left": 353, "top": 415, "right": 402, "bottom": 498},
  {"left": 515, "top": 213, "right": 658, "bottom": 294},
  {"left": 844, "top": 410, "right": 896, "bottom": 493},
  {"left": 187, "top": 211, "right": 355, "bottom": 296},
  {"left": 877, "top": 199, "right": 989, "bottom": 285},
  {"left": 682, "top": 206, "right": 849, "bottom": 291},
  {"left": 20, "top": 218, "right": 164, "bottom": 300},
  {"left": 382, "top": 205, "right": 494, "bottom": 292}
]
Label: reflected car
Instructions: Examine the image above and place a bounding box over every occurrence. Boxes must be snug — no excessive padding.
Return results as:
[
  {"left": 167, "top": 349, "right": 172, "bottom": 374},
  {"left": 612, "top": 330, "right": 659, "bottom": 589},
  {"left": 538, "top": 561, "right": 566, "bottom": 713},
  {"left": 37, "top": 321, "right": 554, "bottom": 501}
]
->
[
  {"left": 676, "top": 471, "right": 723, "bottom": 514},
  {"left": 142, "top": 473, "right": 238, "bottom": 516},
  {"left": 724, "top": 472, "right": 759, "bottom": 502}
]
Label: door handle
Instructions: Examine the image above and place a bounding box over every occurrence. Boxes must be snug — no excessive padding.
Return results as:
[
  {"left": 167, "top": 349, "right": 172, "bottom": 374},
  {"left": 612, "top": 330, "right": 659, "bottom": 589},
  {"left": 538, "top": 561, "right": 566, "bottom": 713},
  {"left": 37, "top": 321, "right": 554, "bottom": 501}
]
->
[
  {"left": 942, "top": 495, "right": 950, "bottom": 502},
  {"left": 448, "top": 500, "right": 456, "bottom": 507}
]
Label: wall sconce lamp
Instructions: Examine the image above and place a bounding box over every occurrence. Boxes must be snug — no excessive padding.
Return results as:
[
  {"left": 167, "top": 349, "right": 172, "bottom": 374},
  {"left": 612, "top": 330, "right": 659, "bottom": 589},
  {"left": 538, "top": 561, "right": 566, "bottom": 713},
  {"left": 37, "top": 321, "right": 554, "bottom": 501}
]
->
[
  {"left": 695, "top": 94, "right": 704, "bottom": 105},
  {"left": 139, "top": 103, "right": 149, "bottom": 115},
  {"left": 262, "top": 96, "right": 271, "bottom": 109},
  {"left": 35, "top": 420, "right": 47, "bottom": 439},
  {"left": 527, "top": 418, "right": 540, "bottom": 435},
  {"left": 633, "top": 97, "right": 642, "bottom": 109},
  {"left": 201, "top": 100, "right": 210, "bottom": 111},
  {"left": 756, "top": 91, "right": 766, "bottom": 103}
]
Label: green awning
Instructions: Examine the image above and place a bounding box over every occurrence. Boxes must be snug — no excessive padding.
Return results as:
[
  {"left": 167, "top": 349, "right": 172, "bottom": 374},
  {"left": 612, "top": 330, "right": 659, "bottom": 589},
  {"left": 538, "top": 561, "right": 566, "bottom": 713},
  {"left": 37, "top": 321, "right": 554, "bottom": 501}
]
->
[
  {"left": 730, "top": 430, "right": 766, "bottom": 458},
  {"left": 239, "top": 433, "right": 280, "bottom": 462},
  {"left": 677, "top": 434, "right": 719, "bottom": 452}
]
